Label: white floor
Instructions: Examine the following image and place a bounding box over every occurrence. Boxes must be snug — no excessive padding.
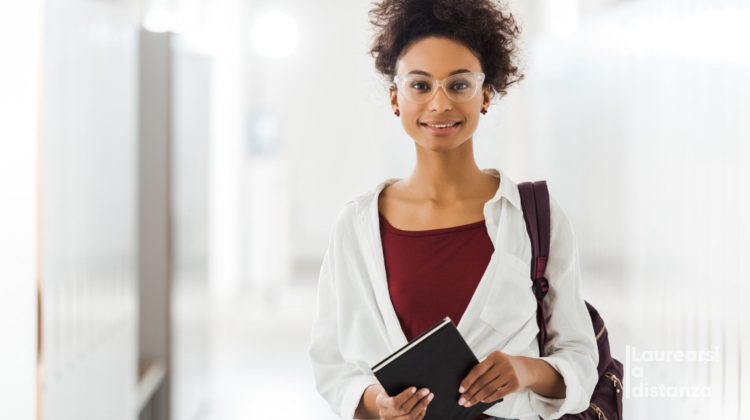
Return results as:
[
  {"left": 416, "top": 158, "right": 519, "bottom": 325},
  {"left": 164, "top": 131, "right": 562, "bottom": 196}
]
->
[{"left": 205, "top": 280, "right": 339, "bottom": 420}]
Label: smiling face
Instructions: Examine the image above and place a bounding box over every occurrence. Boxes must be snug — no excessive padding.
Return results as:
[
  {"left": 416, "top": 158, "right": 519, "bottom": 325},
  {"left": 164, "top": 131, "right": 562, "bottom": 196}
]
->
[{"left": 390, "top": 36, "right": 491, "bottom": 152}]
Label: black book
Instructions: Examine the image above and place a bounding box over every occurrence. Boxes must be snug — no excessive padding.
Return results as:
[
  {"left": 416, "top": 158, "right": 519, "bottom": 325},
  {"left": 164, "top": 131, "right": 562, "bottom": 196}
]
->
[{"left": 371, "top": 317, "right": 501, "bottom": 420}]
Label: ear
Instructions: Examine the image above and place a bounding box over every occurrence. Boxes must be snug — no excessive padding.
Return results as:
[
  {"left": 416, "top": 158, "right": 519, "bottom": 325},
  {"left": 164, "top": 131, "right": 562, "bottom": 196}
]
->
[
  {"left": 482, "top": 85, "right": 492, "bottom": 111},
  {"left": 389, "top": 85, "right": 399, "bottom": 112}
]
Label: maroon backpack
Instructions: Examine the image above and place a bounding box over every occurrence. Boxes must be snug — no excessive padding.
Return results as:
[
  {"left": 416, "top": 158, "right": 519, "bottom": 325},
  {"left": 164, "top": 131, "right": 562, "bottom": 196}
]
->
[{"left": 518, "top": 181, "right": 624, "bottom": 420}]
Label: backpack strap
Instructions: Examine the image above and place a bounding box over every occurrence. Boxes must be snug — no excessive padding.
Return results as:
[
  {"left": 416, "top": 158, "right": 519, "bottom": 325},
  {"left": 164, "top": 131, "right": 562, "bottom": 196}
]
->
[{"left": 517, "top": 181, "right": 551, "bottom": 357}]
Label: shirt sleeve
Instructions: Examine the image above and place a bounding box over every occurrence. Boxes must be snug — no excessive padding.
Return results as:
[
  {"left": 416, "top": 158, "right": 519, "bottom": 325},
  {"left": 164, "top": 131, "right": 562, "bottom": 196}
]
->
[
  {"left": 526, "top": 194, "right": 599, "bottom": 419},
  {"left": 307, "top": 226, "right": 380, "bottom": 419}
]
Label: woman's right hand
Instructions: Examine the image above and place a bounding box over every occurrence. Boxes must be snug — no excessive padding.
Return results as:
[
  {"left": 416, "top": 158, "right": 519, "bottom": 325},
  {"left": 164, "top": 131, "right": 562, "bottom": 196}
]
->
[{"left": 375, "top": 386, "right": 434, "bottom": 419}]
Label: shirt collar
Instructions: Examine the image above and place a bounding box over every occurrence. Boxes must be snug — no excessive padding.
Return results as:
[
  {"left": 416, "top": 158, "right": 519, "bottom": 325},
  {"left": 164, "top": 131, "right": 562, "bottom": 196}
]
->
[{"left": 483, "top": 167, "right": 522, "bottom": 211}]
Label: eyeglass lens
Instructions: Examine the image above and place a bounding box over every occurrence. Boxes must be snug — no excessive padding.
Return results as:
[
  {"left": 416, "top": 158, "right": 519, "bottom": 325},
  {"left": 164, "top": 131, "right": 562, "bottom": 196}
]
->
[{"left": 399, "top": 73, "right": 481, "bottom": 103}]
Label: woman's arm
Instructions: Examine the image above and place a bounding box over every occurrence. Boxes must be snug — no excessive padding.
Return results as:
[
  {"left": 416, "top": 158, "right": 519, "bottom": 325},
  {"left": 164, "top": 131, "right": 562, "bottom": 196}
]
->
[
  {"left": 525, "top": 194, "right": 599, "bottom": 415},
  {"left": 354, "top": 384, "right": 383, "bottom": 418},
  {"left": 457, "top": 351, "right": 567, "bottom": 408},
  {"left": 308, "top": 216, "right": 381, "bottom": 419},
  {"left": 517, "top": 356, "right": 566, "bottom": 398}
]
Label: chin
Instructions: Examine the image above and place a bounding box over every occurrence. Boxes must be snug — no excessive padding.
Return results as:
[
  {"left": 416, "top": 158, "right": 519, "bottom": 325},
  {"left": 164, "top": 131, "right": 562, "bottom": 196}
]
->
[{"left": 417, "top": 137, "right": 468, "bottom": 152}]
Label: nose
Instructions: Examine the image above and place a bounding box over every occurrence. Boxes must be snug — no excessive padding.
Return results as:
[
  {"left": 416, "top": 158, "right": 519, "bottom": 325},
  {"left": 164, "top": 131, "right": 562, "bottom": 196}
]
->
[{"left": 428, "top": 83, "right": 453, "bottom": 111}]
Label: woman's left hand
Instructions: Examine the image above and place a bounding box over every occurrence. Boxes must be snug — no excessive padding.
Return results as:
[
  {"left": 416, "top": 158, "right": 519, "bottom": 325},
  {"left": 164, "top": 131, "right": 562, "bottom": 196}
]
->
[{"left": 457, "top": 351, "right": 535, "bottom": 407}]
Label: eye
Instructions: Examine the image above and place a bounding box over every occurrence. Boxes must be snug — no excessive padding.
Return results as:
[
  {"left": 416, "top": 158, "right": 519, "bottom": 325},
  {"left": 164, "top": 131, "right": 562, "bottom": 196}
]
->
[
  {"left": 410, "top": 81, "right": 431, "bottom": 91},
  {"left": 451, "top": 81, "right": 470, "bottom": 91}
]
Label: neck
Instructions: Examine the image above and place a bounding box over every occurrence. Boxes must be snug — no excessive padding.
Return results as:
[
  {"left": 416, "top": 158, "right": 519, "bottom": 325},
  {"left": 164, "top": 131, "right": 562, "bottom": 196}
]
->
[{"left": 404, "top": 137, "right": 489, "bottom": 204}]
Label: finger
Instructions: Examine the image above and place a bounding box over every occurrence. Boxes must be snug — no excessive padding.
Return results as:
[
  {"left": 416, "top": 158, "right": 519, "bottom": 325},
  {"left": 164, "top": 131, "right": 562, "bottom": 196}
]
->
[
  {"left": 466, "top": 375, "right": 510, "bottom": 406},
  {"left": 393, "top": 386, "right": 418, "bottom": 408},
  {"left": 400, "top": 387, "right": 431, "bottom": 413},
  {"left": 414, "top": 404, "right": 428, "bottom": 420},
  {"left": 459, "top": 358, "right": 495, "bottom": 394},
  {"left": 481, "top": 377, "right": 520, "bottom": 403},
  {"left": 390, "top": 398, "right": 425, "bottom": 420},
  {"left": 460, "top": 367, "right": 502, "bottom": 406},
  {"left": 409, "top": 393, "right": 432, "bottom": 420},
  {"left": 382, "top": 386, "right": 421, "bottom": 417},
  {"left": 414, "top": 391, "right": 433, "bottom": 411},
  {"left": 378, "top": 387, "right": 412, "bottom": 412}
]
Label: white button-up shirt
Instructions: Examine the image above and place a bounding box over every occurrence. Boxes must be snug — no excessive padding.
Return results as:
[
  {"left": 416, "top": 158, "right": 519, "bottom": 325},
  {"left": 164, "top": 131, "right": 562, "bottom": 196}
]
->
[{"left": 308, "top": 168, "right": 599, "bottom": 420}]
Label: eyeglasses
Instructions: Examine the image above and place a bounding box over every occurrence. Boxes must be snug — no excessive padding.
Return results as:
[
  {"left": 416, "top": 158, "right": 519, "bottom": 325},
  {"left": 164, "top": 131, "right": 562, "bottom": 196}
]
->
[{"left": 392, "top": 71, "right": 486, "bottom": 104}]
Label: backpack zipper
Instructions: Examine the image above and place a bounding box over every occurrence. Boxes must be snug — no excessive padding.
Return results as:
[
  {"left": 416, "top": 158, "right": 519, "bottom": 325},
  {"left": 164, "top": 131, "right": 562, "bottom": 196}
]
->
[
  {"left": 590, "top": 402, "right": 607, "bottom": 420},
  {"left": 604, "top": 371, "right": 624, "bottom": 419},
  {"left": 604, "top": 371, "right": 623, "bottom": 391},
  {"left": 588, "top": 373, "right": 622, "bottom": 420}
]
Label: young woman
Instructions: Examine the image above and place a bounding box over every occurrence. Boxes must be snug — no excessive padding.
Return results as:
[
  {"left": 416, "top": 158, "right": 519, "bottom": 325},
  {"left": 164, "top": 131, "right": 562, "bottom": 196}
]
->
[{"left": 308, "top": 1, "right": 599, "bottom": 419}]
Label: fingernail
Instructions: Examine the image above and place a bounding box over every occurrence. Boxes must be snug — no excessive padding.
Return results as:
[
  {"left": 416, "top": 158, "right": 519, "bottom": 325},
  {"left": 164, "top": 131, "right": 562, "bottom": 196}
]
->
[
  {"left": 459, "top": 386, "right": 465, "bottom": 393},
  {"left": 421, "top": 389, "right": 429, "bottom": 396},
  {"left": 427, "top": 393, "right": 434, "bottom": 401},
  {"left": 458, "top": 397, "right": 466, "bottom": 405},
  {"left": 411, "top": 387, "right": 416, "bottom": 394}
]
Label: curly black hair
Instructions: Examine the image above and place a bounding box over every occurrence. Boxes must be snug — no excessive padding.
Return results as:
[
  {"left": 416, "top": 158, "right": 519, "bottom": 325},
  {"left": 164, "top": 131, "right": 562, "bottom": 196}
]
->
[{"left": 368, "top": 0, "right": 524, "bottom": 100}]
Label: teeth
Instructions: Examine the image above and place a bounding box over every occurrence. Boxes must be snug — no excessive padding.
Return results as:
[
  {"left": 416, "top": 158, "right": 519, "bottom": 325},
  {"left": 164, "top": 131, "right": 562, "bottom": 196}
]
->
[{"left": 425, "top": 122, "right": 458, "bottom": 128}]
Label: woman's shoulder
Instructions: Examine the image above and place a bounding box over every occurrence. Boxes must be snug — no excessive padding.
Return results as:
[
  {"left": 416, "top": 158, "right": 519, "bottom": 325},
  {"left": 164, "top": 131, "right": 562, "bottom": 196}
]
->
[
  {"left": 329, "top": 200, "right": 358, "bottom": 235},
  {"left": 330, "top": 177, "right": 403, "bottom": 229}
]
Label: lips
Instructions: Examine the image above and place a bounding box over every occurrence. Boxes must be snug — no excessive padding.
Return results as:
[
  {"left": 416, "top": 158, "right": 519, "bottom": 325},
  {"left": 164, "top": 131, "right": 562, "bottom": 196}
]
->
[
  {"left": 419, "top": 120, "right": 462, "bottom": 128},
  {"left": 419, "top": 120, "right": 463, "bottom": 135}
]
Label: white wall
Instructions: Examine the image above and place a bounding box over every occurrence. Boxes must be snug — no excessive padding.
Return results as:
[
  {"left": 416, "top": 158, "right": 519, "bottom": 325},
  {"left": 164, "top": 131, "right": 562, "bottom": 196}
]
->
[
  {"left": 171, "top": 35, "right": 212, "bottom": 420},
  {"left": 40, "top": 0, "right": 140, "bottom": 418},
  {"left": 520, "top": 2, "right": 750, "bottom": 418},
  {"left": 0, "top": 1, "right": 42, "bottom": 419}
]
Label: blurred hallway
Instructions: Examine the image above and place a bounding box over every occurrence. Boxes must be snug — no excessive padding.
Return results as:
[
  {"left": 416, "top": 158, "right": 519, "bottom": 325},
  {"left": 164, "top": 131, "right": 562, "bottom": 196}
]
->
[{"left": 2, "top": 0, "right": 750, "bottom": 419}]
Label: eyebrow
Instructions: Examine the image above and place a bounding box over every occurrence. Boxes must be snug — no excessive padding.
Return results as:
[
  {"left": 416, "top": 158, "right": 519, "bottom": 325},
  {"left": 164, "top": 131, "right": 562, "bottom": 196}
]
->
[{"left": 406, "top": 69, "right": 473, "bottom": 76}]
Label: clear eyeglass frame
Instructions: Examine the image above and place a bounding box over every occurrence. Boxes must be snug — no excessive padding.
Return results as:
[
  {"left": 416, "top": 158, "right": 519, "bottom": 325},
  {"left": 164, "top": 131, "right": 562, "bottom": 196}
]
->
[{"left": 391, "top": 71, "right": 486, "bottom": 104}]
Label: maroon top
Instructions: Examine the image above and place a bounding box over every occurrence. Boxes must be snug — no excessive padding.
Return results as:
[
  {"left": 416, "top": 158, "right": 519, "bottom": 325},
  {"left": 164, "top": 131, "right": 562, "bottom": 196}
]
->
[
  {"left": 379, "top": 213, "right": 496, "bottom": 420},
  {"left": 378, "top": 211, "right": 494, "bottom": 341}
]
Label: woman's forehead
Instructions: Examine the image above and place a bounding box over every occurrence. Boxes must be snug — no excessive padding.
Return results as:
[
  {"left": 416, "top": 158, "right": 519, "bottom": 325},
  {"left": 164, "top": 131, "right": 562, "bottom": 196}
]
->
[{"left": 395, "top": 37, "right": 482, "bottom": 77}]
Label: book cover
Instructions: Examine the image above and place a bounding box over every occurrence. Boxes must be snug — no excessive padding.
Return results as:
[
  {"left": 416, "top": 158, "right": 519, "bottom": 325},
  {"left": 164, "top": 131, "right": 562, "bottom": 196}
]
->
[{"left": 371, "top": 317, "right": 501, "bottom": 420}]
